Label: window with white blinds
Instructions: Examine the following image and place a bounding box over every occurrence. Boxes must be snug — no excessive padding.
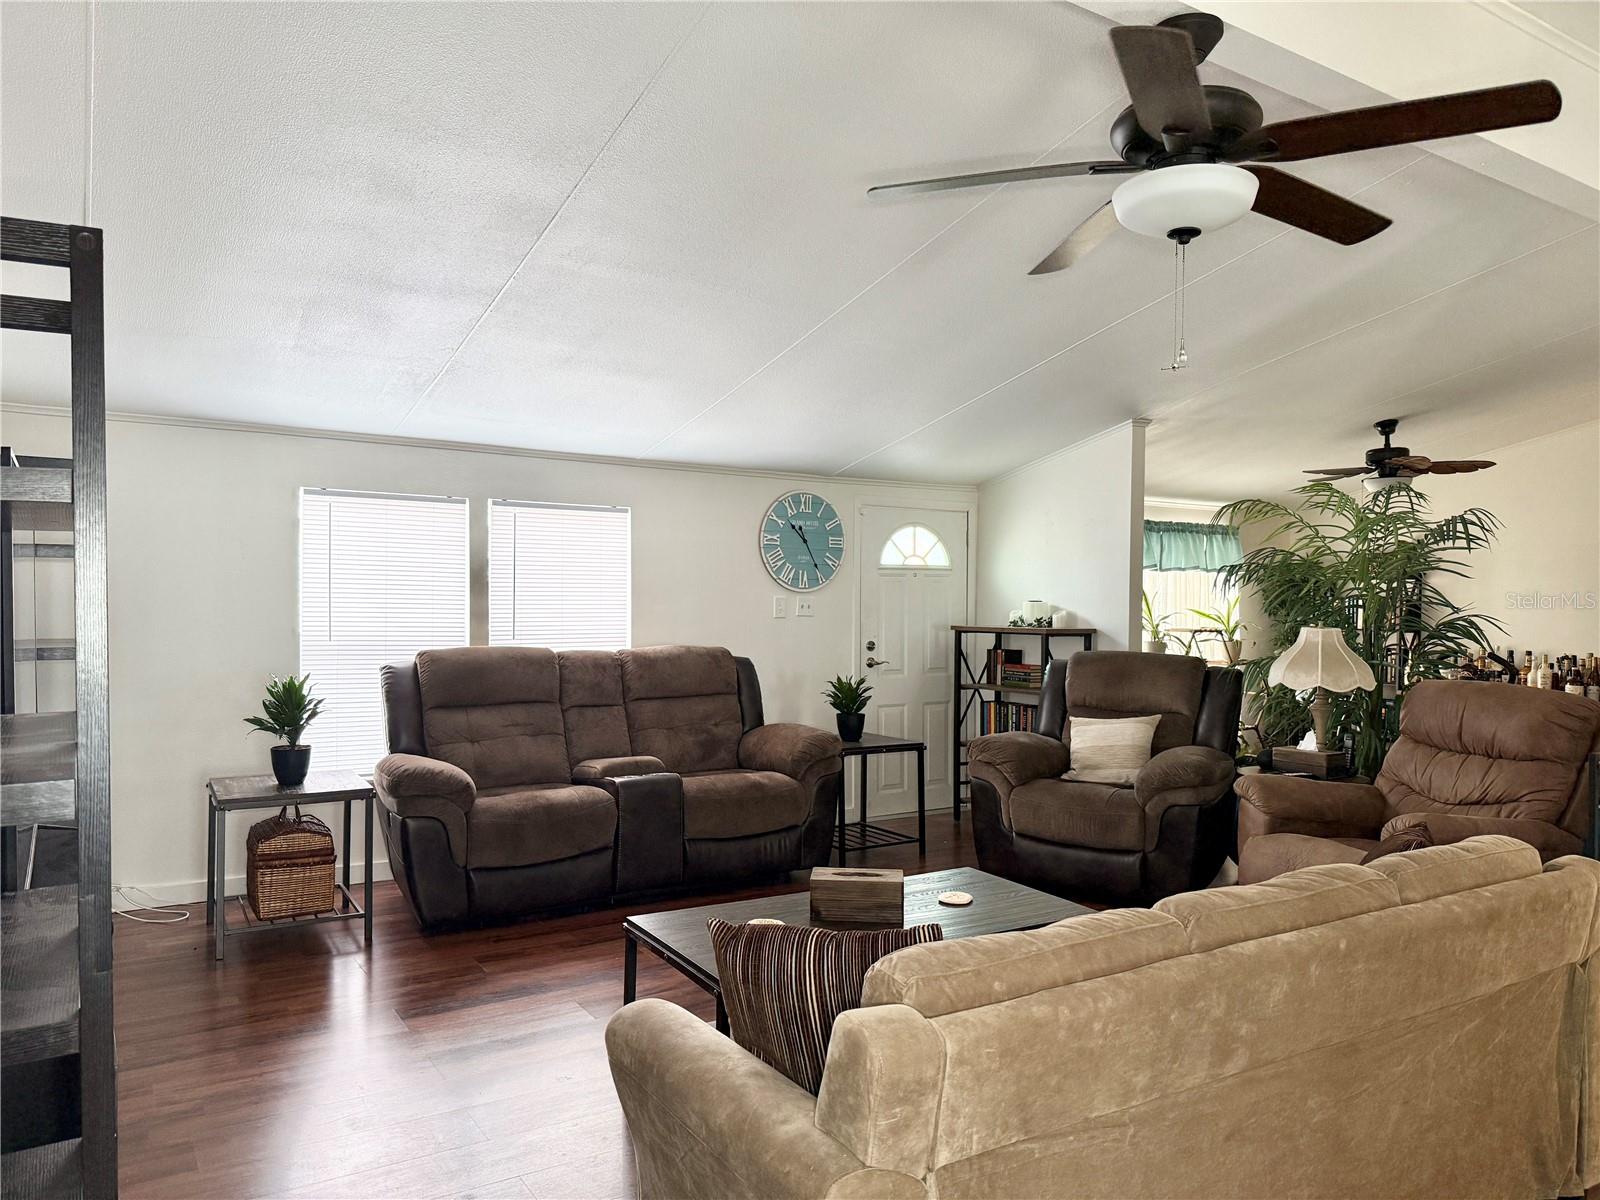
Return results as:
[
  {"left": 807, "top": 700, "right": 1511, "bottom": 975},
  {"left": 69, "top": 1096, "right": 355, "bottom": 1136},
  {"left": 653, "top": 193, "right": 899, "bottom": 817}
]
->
[
  {"left": 299, "top": 489, "right": 469, "bottom": 773},
  {"left": 489, "top": 500, "right": 631, "bottom": 650}
]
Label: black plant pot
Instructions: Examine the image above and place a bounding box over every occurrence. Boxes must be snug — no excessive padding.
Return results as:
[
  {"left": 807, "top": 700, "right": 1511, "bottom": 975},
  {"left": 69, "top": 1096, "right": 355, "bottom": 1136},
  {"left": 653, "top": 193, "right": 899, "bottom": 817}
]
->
[
  {"left": 836, "top": 712, "right": 865, "bottom": 743},
  {"left": 271, "top": 744, "right": 312, "bottom": 787}
]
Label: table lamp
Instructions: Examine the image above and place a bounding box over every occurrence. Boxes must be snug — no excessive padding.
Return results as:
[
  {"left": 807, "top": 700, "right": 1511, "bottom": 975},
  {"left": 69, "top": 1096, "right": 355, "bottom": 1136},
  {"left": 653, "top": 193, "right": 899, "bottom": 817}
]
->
[{"left": 1267, "top": 626, "right": 1376, "bottom": 777}]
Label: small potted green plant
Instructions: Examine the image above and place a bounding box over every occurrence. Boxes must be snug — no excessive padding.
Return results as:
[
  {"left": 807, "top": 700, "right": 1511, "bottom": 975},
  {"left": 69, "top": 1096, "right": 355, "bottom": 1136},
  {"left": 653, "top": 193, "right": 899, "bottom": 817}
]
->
[
  {"left": 822, "top": 674, "right": 872, "bottom": 742},
  {"left": 1141, "top": 591, "right": 1171, "bottom": 654},
  {"left": 1189, "top": 594, "right": 1246, "bottom": 664},
  {"left": 244, "top": 673, "right": 326, "bottom": 786}
]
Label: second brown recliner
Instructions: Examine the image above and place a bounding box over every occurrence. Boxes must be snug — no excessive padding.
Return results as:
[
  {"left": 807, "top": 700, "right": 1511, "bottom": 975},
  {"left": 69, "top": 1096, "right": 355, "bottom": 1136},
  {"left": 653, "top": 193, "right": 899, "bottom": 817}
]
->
[
  {"left": 968, "top": 650, "right": 1242, "bottom": 904},
  {"left": 1237, "top": 679, "right": 1600, "bottom": 883}
]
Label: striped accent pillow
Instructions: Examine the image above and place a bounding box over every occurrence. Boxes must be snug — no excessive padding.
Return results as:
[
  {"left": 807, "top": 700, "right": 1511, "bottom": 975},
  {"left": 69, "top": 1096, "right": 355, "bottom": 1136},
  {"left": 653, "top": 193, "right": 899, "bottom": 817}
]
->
[
  {"left": 708, "top": 918, "right": 944, "bottom": 1094},
  {"left": 1066, "top": 713, "right": 1163, "bottom": 784}
]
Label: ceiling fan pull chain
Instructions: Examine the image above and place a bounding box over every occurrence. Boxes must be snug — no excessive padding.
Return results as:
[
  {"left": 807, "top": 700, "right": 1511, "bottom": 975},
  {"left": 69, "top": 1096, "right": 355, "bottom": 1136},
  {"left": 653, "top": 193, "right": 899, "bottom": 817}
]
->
[{"left": 1166, "top": 239, "right": 1189, "bottom": 371}]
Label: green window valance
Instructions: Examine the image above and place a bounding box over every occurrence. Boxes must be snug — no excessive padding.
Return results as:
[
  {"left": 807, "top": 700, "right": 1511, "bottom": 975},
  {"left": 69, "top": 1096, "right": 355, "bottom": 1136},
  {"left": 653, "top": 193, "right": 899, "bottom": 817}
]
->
[{"left": 1142, "top": 520, "right": 1242, "bottom": 572}]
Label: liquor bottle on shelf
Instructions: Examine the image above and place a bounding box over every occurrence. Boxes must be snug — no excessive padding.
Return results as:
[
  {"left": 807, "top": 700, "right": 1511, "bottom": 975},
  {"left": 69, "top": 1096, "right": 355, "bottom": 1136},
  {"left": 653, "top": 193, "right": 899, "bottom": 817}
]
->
[
  {"left": 1586, "top": 657, "right": 1600, "bottom": 702},
  {"left": 1521, "top": 650, "right": 1534, "bottom": 685},
  {"left": 1533, "top": 655, "right": 1552, "bottom": 690},
  {"left": 1553, "top": 660, "right": 1568, "bottom": 692},
  {"left": 1568, "top": 655, "right": 1589, "bottom": 696}
]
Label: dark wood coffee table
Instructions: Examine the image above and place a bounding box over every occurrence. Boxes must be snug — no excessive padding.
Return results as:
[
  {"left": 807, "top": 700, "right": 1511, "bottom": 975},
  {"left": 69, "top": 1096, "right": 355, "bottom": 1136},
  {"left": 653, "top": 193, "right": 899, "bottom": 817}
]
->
[{"left": 622, "top": 867, "right": 1092, "bottom": 1032}]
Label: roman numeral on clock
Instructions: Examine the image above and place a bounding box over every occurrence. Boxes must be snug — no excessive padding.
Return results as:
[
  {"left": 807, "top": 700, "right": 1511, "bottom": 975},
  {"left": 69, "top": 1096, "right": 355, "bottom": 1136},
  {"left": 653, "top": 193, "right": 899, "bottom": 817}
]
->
[
  {"left": 764, "top": 548, "right": 784, "bottom": 569},
  {"left": 761, "top": 531, "right": 780, "bottom": 546}
]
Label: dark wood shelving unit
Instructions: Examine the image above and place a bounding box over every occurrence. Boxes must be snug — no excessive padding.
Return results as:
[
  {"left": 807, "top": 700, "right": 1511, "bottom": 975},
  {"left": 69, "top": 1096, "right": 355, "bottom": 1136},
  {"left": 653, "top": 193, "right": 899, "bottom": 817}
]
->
[
  {"left": 2, "top": 215, "right": 115, "bottom": 1198},
  {"left": 950, "top": 624, "right": 1095, "bottom": 820}
]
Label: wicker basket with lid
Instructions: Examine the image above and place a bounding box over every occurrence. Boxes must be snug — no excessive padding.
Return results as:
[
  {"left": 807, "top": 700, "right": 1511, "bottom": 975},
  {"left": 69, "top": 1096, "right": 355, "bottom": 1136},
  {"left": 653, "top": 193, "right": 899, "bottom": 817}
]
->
[{"left": 246, "top": 806, "right": 336, "bottom": 920}]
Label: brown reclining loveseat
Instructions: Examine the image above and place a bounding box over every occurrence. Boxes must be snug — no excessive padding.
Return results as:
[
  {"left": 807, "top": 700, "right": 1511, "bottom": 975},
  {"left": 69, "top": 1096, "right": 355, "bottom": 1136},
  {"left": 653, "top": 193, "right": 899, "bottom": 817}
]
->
[{"left": 374, "top": 644, "right": 841, "bottom": 930}]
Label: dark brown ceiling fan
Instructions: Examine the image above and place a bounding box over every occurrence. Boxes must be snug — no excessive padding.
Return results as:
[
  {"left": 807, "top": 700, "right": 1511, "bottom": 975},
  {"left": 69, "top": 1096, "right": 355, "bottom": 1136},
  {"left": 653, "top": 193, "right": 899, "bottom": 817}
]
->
[
  {"left": 1307, "top": 418, "right": 1495, "bottom": 490},
  {"left": 868, "top": 12, "right": 1562, "bottom": 275}
]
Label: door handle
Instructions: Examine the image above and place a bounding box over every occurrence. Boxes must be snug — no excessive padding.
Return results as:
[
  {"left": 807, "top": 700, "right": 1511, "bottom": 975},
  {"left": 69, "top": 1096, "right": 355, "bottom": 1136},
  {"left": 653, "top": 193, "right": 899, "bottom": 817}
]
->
[{"left": 865, "top": 657, "right": 890, "bottom": 669}]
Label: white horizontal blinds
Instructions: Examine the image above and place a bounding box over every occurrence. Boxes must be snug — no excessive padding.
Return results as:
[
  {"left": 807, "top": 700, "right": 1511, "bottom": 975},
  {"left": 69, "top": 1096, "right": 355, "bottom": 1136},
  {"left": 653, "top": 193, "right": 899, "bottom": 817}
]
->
[
  {"left": 299, "top": 489, "right": 469, "bottom": 773},
  {"left": 488, "top": 500, "right": 631, "bottom": 650},
  {"left": 1144, "top": 568, "right": 1237, "bottom": 629}
]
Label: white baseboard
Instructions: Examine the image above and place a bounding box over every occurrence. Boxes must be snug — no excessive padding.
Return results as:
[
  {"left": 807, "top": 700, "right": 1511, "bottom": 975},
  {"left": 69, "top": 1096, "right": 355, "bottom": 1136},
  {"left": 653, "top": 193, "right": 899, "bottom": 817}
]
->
[{"left": 111, "top": 859, "right": 394, "bottom": 910}]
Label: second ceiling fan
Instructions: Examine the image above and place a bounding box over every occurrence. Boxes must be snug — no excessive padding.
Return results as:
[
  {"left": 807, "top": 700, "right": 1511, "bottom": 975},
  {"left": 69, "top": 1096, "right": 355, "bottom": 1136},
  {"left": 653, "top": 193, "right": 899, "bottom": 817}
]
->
[{"left": 869, "top": 11, "right": 1563, "bottom": 275}]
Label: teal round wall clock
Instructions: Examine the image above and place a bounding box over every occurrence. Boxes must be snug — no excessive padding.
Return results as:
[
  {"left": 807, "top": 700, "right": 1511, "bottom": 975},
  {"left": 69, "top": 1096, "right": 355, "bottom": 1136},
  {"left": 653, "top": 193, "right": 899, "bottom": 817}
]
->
[{"left": 759, "top": 490, "right": 843, "bottom": 591}]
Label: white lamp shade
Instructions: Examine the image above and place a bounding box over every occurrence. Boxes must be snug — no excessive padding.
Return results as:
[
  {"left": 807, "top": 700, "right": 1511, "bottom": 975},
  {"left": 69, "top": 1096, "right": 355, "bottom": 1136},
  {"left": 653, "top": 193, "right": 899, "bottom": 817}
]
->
[
  {"left": 1111, "top": 163, "right": 1259, "bottom": 239},
  {"left": 1267, "top": 626, "right": 1377, "bottom": 694}
]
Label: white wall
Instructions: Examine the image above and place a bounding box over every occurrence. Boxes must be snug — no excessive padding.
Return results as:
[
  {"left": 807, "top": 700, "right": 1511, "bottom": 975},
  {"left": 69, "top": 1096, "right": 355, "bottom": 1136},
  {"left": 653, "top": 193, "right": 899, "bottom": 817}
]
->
[
  {"left": 0, "top": 407, "right": 976, "bottom": 899},
  {"left": 1415, "top": 420, "right": 1600, "bottom": 658},
  {"left": 976, "top": 420, "right": 1146, "bottom": 650}
]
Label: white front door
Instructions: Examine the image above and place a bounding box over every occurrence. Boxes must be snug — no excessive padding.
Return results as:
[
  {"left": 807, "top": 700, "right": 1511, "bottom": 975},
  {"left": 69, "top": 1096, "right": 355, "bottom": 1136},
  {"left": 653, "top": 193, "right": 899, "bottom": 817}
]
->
[{"left": 856, "top": 505, "right": 970, "bottom": 818}]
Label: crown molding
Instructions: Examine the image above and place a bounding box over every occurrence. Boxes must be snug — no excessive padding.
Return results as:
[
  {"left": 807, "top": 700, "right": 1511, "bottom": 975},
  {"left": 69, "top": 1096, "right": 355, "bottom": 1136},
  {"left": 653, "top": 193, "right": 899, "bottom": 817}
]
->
[
  {"left": 0, "top": 402, "right": 979, "bottom": 495},
  {"left": 1479, "top": 2, "right": 1600, "bottom": 71}
]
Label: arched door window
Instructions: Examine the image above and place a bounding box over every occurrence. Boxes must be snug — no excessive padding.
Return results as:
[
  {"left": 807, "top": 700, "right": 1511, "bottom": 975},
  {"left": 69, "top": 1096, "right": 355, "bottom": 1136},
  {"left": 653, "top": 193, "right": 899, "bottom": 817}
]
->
[{"left": 879, "top": 524, "right": 951, "bottom": 569}]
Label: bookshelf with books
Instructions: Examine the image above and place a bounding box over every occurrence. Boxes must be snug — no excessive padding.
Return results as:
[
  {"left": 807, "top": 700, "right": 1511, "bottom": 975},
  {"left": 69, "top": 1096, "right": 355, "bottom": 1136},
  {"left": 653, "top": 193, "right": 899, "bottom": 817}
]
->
[{"left": 951, "top": 624, "right": 1096, "bottom": 820}]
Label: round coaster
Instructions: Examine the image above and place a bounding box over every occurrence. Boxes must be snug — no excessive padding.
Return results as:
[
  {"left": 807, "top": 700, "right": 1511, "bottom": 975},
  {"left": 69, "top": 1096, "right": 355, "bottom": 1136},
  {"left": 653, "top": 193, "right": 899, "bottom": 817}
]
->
[
  {"left": 746, "top": 917, "right": 784, "bottom": 925},
  {"left": 937, "top": 891, "right": 973, "bottom": 907}
]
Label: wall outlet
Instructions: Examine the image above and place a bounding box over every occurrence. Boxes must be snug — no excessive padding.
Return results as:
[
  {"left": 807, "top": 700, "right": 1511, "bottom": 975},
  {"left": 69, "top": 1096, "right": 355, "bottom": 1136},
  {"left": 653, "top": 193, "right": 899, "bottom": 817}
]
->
[
  {"left": 795, "top": 599, "right": 814, "bottom": 618},
  {"left": 772, "top": 596, "right": 787, "bottom": 619}
]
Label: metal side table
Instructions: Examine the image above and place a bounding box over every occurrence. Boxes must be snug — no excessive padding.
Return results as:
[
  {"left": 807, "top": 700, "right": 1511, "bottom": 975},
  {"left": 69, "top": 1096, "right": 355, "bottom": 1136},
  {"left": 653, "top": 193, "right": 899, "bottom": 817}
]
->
[
  {"left": 206, "top": 770, "right": 375, "bottom": 961},
  {"left": 836, "top": 733, "right": 926, "bottom": 864}
]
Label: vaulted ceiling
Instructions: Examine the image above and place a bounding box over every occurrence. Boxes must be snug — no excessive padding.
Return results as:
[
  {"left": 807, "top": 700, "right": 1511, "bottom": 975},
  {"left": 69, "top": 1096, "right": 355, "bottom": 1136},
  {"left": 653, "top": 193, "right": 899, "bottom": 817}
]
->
[{"left": 3, "top": 2, "right": 1595, "bottom": 496}]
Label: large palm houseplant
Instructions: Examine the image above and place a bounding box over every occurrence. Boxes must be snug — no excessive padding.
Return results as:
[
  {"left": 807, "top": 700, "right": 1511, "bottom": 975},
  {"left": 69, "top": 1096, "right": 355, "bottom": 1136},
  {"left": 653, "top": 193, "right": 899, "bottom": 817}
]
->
[{"left": 1215, "top": 482, "right": 1502, "bottom": 777}]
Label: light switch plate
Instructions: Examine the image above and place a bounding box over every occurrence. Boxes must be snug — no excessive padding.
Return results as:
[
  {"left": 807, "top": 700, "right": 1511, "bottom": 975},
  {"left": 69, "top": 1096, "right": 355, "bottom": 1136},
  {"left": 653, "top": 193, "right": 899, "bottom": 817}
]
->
[
  {"left": 772, "top": 596, "right": 787, "bottom": 619},
  {"left": 795, "top": 599, "right": 814, "bottom": 617}
]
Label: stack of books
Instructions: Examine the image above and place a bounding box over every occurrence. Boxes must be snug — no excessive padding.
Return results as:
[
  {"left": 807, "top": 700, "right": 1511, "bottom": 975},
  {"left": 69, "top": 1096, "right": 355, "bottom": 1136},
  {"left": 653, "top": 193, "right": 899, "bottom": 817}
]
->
[{"left": 987, "top": 649, "right": 1044, "bottom": 690}]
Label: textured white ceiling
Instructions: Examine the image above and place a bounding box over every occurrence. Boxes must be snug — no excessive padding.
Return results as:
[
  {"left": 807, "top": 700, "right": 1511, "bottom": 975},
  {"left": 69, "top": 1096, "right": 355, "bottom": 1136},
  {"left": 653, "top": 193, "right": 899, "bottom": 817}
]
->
[{"left": 2, "top": 1, "right": 1595, "bottom": 494}]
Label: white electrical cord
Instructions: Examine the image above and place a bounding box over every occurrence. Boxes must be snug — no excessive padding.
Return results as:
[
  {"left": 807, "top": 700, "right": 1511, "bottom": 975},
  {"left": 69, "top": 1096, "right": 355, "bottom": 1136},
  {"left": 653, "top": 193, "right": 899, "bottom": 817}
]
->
[{"left": 113, "top": 885, "right": 191, "bottom": 924}]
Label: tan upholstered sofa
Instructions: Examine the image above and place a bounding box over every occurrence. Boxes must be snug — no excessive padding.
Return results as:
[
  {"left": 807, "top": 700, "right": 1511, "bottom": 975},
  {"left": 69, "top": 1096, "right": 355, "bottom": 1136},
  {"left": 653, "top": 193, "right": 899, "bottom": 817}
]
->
[
  {"left": 375, "top": 644, "right": 841, "bottom": 929},
  {"left": 1238, "top": 678, "right": 1600, "bottom": 884},
  {"left": 607, "top": 837, "right": 1600, "bottom": 1199}
]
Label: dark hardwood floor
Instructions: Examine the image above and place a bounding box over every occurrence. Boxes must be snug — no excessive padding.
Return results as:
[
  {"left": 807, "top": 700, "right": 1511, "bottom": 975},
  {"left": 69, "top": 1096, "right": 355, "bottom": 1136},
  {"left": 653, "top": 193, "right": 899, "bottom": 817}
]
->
[{"left": 114, "top": 813, "right": 980, "bottom": 1200}]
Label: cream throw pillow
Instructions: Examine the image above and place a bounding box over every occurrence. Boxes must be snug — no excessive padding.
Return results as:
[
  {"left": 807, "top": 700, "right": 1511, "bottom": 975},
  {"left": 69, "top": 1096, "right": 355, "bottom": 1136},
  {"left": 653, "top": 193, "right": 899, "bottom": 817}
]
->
[{"left": 1065, "top": 714, "right": 1162, "bottom": 785}]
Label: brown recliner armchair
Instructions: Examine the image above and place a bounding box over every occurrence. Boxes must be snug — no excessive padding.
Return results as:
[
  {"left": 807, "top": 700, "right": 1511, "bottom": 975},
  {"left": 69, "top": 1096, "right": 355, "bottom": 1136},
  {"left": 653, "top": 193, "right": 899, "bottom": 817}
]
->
[
  {"left": 969, "top": 651, "right": 1242, "bottom": 904},
  {"left": 1237, "top": 679, "right": 1600, "bottom": 883}
]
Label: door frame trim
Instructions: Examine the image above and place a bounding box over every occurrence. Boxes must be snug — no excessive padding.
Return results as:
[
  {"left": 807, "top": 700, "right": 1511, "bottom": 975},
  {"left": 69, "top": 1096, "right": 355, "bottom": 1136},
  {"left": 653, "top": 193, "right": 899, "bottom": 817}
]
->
[{"left": 851, "top": 498, "right": 975, "bottom": 818}]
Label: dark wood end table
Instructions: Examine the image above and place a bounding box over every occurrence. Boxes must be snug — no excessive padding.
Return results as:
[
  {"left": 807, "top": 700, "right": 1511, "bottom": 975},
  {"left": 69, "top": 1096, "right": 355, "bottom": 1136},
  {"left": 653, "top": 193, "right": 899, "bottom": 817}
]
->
[
  {"left": 837, "top": 733, "right": 926, "bottom": 864},
  {"left": 621, "top": 866, "right": 1091, "bottom": 1033},
  {"left": 206, "top": 769, "right": 375, "bottom": 961}
]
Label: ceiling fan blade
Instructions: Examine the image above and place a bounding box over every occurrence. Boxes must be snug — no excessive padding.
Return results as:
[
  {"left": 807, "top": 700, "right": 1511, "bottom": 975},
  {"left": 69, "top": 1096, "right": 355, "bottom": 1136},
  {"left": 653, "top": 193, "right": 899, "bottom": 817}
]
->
[
  {"left": 867, "top": 160, "right": 1135, "bottom": 196},
  {"left": 1304, "top": 467, "right": 1372, "bottom": 477},
  {"left": 1109, "top": 25, "right": 1213, "bottom": 142},
  {"left": 1388, "top": 455, "right": 1432, "bottom": 473},
  {"left": 1029, "top": 202, "right": 1120, "bottom": 275},
  {"left": 1231, "top": 80, "right": 1561, "bottom": 163},
  {"left": 1245, "top": 166, "right": 1391, "bottom": 245},
  {"left": 1415, "top": 459, "right": 1497, "bottom": 475}
]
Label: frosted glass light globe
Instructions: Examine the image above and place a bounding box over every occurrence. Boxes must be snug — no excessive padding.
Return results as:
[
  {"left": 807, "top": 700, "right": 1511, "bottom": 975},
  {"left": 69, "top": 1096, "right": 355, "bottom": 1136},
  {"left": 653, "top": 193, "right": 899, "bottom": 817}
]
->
[{"left": 1112, "top": 163, "right": 1259, "bottom": 239}]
